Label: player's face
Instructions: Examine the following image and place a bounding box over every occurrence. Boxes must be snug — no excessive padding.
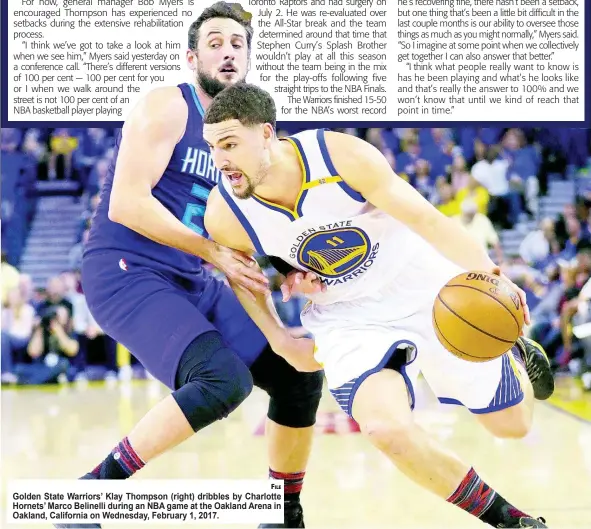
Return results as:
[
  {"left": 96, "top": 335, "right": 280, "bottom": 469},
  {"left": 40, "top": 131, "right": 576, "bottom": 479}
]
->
[
  {"left": 204, "top": 120, "right": 271, "bottom": 199},
  {"left": 187, "top": 18, "right": 249, "bottom": 98}
]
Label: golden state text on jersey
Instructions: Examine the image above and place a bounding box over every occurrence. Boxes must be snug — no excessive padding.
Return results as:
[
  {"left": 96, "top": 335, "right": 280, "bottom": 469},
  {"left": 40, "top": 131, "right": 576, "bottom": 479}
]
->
[{"left": 290, "top": 223, "right": 380, "bottom": 286}]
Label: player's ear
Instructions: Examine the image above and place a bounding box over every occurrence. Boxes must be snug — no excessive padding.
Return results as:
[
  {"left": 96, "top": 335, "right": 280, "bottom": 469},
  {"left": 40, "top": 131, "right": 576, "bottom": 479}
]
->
[
  {"left": 186, "top": 49, "right": 197, "bottom": 71},
  {"left": 262, "top": 123, "right": 274, "bottom": 144}
]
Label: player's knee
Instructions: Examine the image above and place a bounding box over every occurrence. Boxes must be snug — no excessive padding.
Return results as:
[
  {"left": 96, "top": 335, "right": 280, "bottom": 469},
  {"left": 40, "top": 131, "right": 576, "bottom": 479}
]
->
[
  {"left": 509, "top": 420, "right": 531, "bottom": 439},
  {"left": 361, "top": 417, "right": 415, "bottom": 455},
  {"left": 208, "top": 355, "right": 253, "bottom": 416},
  {"left": 268, "top": 369, "right": 323, "bottom": 428},
  {"left": 225, "top": 357, "right": 254, "bottom": 411},
  {"left": 495, "top": 414, "right": 532, "bottom": 439},
  {"left": 174, "top": 358, "right": 253, "bottom": 432},
  {"left": 172, "top": 332, "right": 253, "bottom": 432},
  {"left": 478, "top": 405, "right": 532, "bottom": 439},
  {"left": 486, "top": 420, "right": 531, "bottom": 439}
]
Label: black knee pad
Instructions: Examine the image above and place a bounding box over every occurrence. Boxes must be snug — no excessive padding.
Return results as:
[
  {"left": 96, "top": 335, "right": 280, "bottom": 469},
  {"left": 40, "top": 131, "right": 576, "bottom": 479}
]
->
[
  {"left": 250, "top": 346, "right": 323, "bottom": 428},
  {"left": 172, "top": 331, "right": 253, "bottom": 432},
  {"left": 268, "top": 369, "right": 323, "bottom": 428}
]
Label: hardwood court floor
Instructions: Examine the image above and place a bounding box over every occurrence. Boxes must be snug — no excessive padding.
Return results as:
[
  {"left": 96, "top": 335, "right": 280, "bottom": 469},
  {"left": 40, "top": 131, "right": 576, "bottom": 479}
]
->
[{"left": 2, "top": 375, "right": 590, "bottom": 529}]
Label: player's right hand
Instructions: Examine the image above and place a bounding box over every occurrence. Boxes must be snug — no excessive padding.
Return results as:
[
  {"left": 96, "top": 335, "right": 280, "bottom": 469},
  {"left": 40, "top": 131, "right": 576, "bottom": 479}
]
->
[
  {"left": 491, "top": 265, "right": 530, "bottom": 327},
  {"left": 210, "top": 243, "right": 270, "bottom": 298},
  {"left": 280, "top": 271, "right": 326, "bottom": 302}
]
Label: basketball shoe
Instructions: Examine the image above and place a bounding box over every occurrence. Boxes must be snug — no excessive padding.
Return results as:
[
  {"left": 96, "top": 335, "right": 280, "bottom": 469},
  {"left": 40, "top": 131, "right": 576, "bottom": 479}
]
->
[
  {"left": 259, "top": 500, "right": 304, "bottom": 528},
  {"left": 498, "top": 515, "right": 548, "bottom": 527},
  {"left": 516, "top": 337, "right": 554, "bottom": 400}
]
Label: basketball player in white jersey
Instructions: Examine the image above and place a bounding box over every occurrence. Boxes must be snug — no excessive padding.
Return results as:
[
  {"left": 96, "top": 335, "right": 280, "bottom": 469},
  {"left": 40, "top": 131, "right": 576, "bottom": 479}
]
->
[{"left": 201, "top": 84, "right": 553, "bottom": 528}]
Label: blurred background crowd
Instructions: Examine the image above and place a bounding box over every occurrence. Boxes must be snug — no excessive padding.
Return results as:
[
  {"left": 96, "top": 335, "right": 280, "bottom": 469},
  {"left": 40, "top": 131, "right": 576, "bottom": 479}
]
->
[{"left": 2, "top": 126, "right": 591, "bottom": 392}]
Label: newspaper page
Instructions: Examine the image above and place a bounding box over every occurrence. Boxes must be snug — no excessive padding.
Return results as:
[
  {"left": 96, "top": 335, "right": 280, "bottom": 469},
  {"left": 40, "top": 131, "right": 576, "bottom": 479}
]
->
[
  {"left": 1, "top": 1, "right": 590, "bottom": 529},
  {"left": 5, "top": 0, "right": 586, "bottom": 123}
]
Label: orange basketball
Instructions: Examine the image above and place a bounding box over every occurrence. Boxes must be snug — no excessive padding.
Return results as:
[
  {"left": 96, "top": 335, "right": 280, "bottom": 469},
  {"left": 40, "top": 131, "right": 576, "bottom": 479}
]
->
[{"left": 432, "top": 271, "right": 524, "bottom": 362}]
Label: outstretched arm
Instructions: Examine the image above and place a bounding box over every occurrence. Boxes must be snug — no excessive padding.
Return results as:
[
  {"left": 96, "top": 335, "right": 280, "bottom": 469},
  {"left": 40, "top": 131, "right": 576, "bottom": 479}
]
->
[
  {"left": 323, "top": 131, "right": 529, "bottom": 324},
  {"left": 204, "top": 187, "right": 322, "bottom": 372},
  {"left": 326, "top": 131, "right": 496, "bottom": 271}
]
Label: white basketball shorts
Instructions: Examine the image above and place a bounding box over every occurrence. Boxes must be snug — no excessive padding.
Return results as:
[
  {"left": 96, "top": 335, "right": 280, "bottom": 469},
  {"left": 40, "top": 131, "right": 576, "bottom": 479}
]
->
[{"left": 300, "top": 243, "right": 524, "bottom": 420}]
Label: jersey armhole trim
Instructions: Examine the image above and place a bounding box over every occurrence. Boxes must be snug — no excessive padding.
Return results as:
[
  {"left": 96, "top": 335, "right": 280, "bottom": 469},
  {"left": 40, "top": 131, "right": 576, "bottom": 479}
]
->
[
  {"left": 317, "top": 128, "right": 365, "bottom": 203},
  {"left": 188, "top": 84, "right": 205, "bottom": 117},
  {"left": 285, "top": 136, "right": 310, "bottom": 218},
  {"left": 217, "top": 183, "right": 266, "bottom": 256}
]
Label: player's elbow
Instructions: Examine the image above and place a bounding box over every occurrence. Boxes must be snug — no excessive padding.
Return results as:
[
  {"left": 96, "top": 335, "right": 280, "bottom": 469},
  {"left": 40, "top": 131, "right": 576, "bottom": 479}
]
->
[
  {"left": 107, "top": 202, "right": 125, "bottom": 224},
  {"left": 107, "top": 203, "right": 119, "bottom": 223},
  {"left": 108, "top": 196, "right": 135, "bottom": 226}
]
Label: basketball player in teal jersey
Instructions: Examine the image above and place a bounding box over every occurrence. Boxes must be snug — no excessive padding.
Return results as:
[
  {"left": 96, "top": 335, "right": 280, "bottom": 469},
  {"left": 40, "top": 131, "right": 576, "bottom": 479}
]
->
[{"left": 199, "top": 83, "right": 554, "bottom": 528}]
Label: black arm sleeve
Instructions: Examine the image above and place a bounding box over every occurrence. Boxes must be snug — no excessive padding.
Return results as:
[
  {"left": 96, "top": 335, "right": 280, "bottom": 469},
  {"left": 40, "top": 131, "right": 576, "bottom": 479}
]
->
[{"left": 268, "top": 255, "right": 298, "bottom": 276}]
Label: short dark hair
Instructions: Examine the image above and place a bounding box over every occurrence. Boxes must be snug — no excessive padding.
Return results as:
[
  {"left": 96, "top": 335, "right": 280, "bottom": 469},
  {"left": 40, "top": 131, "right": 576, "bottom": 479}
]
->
[
  {"left": 204, "top": 83, "right": 276, "bottom": 130},
  {"left": 188, "top": 2, "right": 253, "bottom": 52}
]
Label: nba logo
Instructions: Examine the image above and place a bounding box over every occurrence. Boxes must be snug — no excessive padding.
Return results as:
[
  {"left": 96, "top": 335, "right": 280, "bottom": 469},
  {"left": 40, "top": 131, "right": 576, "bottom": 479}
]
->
[{"left": 119, "top": 259, "right": 128, "bottom": 271}]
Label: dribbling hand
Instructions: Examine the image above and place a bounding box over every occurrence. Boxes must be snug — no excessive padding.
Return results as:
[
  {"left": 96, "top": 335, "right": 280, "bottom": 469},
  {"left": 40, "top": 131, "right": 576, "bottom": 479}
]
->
[
  {"left": 491, "top": 265, "right": 530, "bottom": 327},
  {"left": 210, "top": 243, "right": 270, "bottom": 299}
]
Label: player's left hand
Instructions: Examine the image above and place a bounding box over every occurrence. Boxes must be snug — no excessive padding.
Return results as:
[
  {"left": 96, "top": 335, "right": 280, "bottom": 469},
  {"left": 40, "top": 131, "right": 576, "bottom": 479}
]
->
[
  {"left": 280, "top": 271, "right": 327, "bottom": 302},
  {"left": 491, "top": 265, "right": 530, "bottom": 328},
  {"left": 211, "top": 244, "right": 270, "bottom": 300}
]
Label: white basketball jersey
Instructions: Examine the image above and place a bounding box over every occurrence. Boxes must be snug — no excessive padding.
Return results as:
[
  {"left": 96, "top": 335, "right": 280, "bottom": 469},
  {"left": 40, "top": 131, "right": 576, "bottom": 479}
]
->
[{"left": 218, "top": 128, "right": 432, "bottom": 305}]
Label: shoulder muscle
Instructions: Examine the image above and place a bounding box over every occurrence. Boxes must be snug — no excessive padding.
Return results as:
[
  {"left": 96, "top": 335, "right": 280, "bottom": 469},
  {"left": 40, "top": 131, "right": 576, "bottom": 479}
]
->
[
  {"left": 322, "top": 130, "right": 394, "bottom": 195},
  {"left": 322, "top": 130, "right": 438, "bottom": 229},
  {"left": 113, "top": 87, "right": 188, "bottom": 193}
]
